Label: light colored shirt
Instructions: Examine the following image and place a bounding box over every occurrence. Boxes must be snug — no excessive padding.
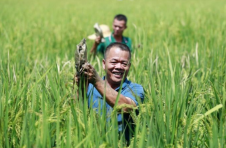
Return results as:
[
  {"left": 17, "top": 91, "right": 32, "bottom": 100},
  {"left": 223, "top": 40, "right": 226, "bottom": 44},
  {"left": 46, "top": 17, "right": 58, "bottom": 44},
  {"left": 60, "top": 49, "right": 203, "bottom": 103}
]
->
[{"left": 87, "top": 78, "right": 144, "bottom": 132}]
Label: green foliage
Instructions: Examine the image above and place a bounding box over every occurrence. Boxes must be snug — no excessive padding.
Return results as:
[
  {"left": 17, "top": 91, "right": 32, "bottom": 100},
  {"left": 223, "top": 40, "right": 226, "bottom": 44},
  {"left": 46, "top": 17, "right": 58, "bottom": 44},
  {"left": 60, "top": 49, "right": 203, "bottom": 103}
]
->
[{"left": 0, "top": 0, "right": 226, "bottom": 147}]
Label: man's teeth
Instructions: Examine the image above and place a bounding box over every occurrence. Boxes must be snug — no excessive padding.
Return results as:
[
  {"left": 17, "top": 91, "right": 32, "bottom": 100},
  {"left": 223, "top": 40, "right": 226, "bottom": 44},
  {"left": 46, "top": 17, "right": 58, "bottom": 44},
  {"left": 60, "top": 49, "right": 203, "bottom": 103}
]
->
[{"left": 114, "top": 72, "right": 122, "bottom": 75}]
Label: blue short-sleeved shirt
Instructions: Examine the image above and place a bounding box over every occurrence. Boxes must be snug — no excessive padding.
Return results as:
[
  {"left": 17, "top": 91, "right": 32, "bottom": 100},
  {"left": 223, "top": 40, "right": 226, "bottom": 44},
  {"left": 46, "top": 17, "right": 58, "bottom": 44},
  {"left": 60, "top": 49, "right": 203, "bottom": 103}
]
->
[
  {"left": 97, "top": 33, "right": 132, "bottom": 56},
  {"left": 87, "top": 78, "right": 144, "bottom": 132}
]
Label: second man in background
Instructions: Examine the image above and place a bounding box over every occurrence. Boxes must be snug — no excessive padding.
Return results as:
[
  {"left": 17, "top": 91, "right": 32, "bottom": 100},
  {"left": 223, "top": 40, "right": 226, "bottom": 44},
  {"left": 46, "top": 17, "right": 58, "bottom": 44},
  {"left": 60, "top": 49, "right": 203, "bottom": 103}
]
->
[{"left": 89, "top": 14, "right": 132, "bottom": 56}]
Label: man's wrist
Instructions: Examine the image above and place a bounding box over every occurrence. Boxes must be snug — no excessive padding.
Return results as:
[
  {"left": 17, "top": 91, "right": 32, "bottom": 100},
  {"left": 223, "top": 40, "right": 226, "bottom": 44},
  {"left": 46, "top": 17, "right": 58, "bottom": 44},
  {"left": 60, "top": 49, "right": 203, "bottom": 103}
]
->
[
  {"left": 93, "top": 76, "right": 102, "bottom": 87},
  {"left": 94, "top": 42, "right": 100, "bottom": 46}
]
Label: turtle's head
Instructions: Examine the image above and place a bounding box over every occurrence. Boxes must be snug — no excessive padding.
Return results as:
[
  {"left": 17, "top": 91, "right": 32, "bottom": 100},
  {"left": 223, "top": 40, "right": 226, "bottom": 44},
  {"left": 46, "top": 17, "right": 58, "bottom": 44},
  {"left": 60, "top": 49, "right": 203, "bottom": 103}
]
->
[{"left": 77, "top": 38, "right": 86, "bottom": 52}]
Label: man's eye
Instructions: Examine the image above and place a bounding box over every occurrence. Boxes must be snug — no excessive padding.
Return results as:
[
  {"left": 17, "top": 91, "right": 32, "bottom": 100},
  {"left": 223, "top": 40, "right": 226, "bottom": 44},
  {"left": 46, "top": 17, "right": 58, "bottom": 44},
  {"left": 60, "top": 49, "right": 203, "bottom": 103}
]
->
[{"left": 122, "top": 63, "right": 128, "bottom": 66}]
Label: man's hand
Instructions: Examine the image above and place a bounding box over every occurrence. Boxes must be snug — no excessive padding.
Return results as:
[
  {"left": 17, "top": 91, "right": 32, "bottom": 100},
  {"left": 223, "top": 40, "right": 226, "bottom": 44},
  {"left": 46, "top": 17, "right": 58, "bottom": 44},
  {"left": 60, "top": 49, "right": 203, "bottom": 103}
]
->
[
  {"left": 90, "top": 36, "right": 102, "bottom": 54},
  {"left": 95, "top": 36, "right": 102, "bottom": 45},
  {"left": 82, "top": 62, "right": 101, "bottom": 85}
]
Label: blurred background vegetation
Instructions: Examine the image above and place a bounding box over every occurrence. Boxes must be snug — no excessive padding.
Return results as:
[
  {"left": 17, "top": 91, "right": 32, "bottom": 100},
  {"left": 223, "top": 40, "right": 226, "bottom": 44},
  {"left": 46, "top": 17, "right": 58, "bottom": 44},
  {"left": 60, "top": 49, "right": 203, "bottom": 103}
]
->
[{"left": 0, "top": 0, "right": 226, "bottom": 147}]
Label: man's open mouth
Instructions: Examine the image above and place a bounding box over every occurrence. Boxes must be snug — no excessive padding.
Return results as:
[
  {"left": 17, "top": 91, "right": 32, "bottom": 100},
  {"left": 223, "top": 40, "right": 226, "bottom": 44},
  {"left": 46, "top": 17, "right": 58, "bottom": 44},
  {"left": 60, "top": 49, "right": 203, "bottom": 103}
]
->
[{"left": 112, "top": 72, "right": 123, "bottom": 76}]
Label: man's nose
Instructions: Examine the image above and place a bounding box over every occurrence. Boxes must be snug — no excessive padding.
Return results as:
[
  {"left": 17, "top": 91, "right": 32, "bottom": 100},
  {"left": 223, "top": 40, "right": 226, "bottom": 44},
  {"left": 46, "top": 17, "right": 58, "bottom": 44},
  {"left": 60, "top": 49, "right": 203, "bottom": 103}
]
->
[{"left": 115, "top": 63, "right": 123, "bottom": 69}]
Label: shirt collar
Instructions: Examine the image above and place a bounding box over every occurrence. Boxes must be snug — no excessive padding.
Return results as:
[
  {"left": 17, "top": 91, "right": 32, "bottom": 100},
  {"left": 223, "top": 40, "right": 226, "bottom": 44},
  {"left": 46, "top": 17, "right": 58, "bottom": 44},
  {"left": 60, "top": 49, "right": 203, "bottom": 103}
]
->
[
  {"left": 115, "top": 78, "right": 129, "bottom": 91},
  {"left": 109, "top": 32, "right": 126, "bottom": 43}
]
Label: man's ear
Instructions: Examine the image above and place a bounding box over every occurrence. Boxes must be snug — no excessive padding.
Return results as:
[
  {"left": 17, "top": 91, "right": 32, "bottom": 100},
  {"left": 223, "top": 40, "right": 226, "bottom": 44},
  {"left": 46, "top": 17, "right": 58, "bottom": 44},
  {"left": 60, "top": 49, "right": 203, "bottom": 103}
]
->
[{"left": 102, "top": 59, "right": 106, "bottom": 70}]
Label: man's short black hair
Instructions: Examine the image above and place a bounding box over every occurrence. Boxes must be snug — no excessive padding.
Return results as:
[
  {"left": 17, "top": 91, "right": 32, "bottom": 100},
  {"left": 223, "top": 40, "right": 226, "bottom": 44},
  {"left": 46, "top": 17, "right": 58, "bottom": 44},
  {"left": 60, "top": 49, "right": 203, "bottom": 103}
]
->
[
  {"left": 104, "top": 42, "right": 131, "bottom": 60},
  {"left": 114, "top": 14, "right": 127, "bottom": 24}
]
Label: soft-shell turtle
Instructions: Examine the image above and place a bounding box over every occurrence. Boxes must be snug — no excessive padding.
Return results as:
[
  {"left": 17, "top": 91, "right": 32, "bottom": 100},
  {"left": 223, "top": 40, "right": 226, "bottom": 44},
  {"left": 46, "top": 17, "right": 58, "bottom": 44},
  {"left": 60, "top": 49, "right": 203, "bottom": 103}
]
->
[
  {"left": 75, "top": 38, "right": 87, "bottom": 76},
  {"left": 73, "top": 38, "right": 87, "bottom": 91}
]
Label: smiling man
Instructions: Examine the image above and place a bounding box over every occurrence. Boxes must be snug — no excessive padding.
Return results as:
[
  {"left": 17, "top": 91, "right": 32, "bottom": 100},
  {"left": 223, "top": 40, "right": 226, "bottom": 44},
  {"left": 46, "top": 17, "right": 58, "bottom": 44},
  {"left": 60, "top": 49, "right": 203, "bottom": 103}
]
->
[
  {"left": 78, "top": 42, "right": 144, "bottom": 144},
  {"left": 90, "top": 14, "right": 132, "bottom": 56}
]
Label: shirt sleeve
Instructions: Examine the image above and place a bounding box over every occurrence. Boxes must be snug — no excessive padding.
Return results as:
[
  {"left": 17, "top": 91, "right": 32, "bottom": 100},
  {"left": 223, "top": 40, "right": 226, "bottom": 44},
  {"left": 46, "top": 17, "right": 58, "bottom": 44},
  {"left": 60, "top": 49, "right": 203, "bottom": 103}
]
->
[{"left": 123, "top": 84, "right": 144, "bottom": 106}]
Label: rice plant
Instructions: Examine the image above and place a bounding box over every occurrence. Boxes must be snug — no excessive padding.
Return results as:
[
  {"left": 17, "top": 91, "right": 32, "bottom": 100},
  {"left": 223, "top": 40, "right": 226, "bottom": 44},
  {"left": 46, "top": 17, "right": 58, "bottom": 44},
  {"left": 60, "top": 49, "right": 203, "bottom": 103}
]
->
[{"left": 0, "top": 0, "right": 225, "bottom": 147}]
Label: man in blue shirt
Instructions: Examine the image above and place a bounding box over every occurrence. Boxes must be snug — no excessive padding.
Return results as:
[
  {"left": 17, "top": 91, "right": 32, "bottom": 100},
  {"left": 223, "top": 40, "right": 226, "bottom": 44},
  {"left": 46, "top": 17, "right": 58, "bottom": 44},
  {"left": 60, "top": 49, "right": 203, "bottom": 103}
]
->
[
  {"left": 90, "top": 14, "right": 132, "bottom": 56},
  {"left": 77, "top": 42, "right": 144, "bottom": 144}
]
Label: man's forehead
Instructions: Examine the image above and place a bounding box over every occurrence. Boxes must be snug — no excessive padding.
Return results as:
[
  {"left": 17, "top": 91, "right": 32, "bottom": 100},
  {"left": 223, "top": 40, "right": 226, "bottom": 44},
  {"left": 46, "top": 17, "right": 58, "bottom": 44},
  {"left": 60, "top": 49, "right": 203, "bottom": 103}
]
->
[
  {"left": 106, "top": 53, "right": 130, "bottom": 62},
  {"left": 104, "top": 45, "right": 131, "bottom": 60},
  {"left": 109, "top": 57, "right": 130, "bottom": 61},
  {"left": 113, "top": 19, "right": 126, "bottom": 24},
  {"left": 107, "top": 47, "right": 129, "bottom": 55}
]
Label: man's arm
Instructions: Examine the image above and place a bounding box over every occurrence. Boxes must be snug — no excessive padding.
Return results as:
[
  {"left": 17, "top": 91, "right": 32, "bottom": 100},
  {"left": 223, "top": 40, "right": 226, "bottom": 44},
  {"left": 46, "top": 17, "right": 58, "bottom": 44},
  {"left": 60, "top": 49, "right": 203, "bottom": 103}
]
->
[
  {"left": 90, "top": 36, "right": 101, "bottom": 55},
  {"left": 94, "top": 78, "right": 136, "bottom": 108},
  {"left": 82, "top": 63, "right": 136, "bottom": 111}
]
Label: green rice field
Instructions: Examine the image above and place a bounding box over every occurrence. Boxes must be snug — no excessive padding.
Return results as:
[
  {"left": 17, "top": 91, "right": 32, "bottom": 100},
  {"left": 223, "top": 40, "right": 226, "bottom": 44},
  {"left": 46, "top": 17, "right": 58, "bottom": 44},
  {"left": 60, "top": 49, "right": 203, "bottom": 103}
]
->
[{"left": 0, "top": 0, "right": 226, "bottom": 147}]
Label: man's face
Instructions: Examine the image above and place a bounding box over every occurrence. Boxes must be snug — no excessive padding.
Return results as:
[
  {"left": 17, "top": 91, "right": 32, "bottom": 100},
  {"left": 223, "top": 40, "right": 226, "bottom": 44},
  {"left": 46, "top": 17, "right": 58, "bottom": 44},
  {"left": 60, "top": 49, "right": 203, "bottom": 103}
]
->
[
  {"left": 112, "top": 19, "right": 127, "bottom": 36},
  {"left": 103, "top": 47, "right": 131, "bottom": 88}
]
